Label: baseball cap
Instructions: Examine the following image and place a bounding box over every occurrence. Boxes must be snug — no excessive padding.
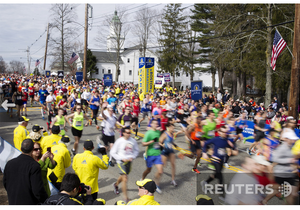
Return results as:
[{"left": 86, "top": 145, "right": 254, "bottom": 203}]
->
[
  {"left": 84, "top": 140, "right": 94, "bottom": 150},
  {"left": 19, "top": 116, "right": 29, "bottom": 122},
  {"left": 61, "top": 136, "right": 70, "bottom": 143},
  {"left": 282, "top": 131, "right": 299, "bottom": 140},
  {"left": 59, "top": 90, "right": 63, "bottom": 93},
  {"left": 252, "top": 155, "right": 271, "bottom": 166},
  {"left": 196, "top": 194, "right": 214, "bottom": 205},
  {"left": 32, "top": 124, "right": 42, "bottom": 132},
  {"left": 107, "top": 105, "right": 113, "bottom": 110},
  {"left": 153, "top": 111, "right": 159, "bottom": 116},
  {"left": 51, "top": 125, "right": 60, "bottom": 133},
  {"left": 42, "top": 85, "right": 45, "bottom": 87},
  {"left": 136, "top": 179, "right": 156, "bottom": 193},
  {"left": 162, "top": 109, "right": 167, "bottom": 112}
]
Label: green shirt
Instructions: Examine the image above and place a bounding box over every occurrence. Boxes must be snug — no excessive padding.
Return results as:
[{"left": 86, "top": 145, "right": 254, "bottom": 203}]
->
[
  {"left": 143, "top": 129, "right": 161, "bottom": 156},
  {"left": 38, "top": 158, "right": 57, "bottom": 197},
  {"left": 203, "top": 119, "right": 216, "bottom": 139},
  {"left": 72, "top": 112, "right": 84, "bottom": 131}
]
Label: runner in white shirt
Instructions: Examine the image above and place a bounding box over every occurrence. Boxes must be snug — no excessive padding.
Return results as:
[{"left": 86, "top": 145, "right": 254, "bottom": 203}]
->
[{"left": 110, "top": 126, "right": 139, "bottom": 202}]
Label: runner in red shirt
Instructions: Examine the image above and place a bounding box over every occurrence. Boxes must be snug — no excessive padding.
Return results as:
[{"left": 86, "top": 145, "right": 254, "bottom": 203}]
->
[
  {"left": 161, "top": 109, "right": 169, "bottom": 132},
  {"left": 131, "top": 99, "right": 141, "bottom": 140},
  {"left": 28, "top": 85, "right": 35, "bottom": 107},
  {"left": 21, "top": 87, "right": 28, "bottom": 116},
  {"left": 57, "top": 95, "right": 68, "bottom": 115}
]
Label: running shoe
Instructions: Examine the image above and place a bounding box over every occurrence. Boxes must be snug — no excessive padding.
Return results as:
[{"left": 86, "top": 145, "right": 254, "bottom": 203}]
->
[
  {"left": 198, "top": 162, "right": 202, "bottom": 166},
  {"left": 138, "top": 123, "right": 140, "bottom": 128},
  {"left": 96, "top": 125, "right": 100, "bottom": 130},
  {"left": 200, "top": 180, "right": 207, "bottom": 192},
  {"left": 109, "top": 161, "right": 115, "bottom": 167},
  {"left": 192, "top": 168, "right": 201, "bottom": 174},
  {"left": 246, "top": 148, "right": 252, "bottom": 155},
  {"left": 224, "top": 163, "right": 229, "bottom": 168},
  {"left": 156, "top": 186, "right": 162, "bottom": 194},
  {"left": 135, "top": 136, "right": 139, "bottom": 140},
  {"left": 207, "top": 164, "right": 215, "bottom": 171},
  {"left": 42, "top": 116, "right": 45, "bottom": 120},
  {"left": 89, "top": 119, "right": 92, "bottom": 125},
  {"left": 171, "top": 180, "right": 177, "bottom": 187},
  {"left": 113, "top": 182, "right": 120, "bottom": 194},
  {"left": 71, "top": 148, "right": 76, "bottom": 156}
]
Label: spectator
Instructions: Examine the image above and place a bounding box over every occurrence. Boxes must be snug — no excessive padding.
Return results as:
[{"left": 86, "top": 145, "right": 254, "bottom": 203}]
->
[
  {"left": 44, "top": 173, "right": 94, "bottom": 205},
  {"left": 13, "top": 116, "right": 30, "bottom": 151},
  {"left": 3, "top": 139, "right": 48, "bottom": 204}
]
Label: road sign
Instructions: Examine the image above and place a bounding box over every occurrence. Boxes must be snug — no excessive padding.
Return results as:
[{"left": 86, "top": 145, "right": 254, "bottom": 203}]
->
[
  {"left": 1, "top": 100, "right": 15, "bottom": 111},
  {"left": 57, "top": 71, "right": 64, "bottom": 79}
]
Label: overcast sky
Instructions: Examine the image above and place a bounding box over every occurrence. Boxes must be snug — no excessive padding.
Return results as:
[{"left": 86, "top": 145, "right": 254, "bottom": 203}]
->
[{"left": 0, "top": 2, "right": 174, "bottom": 71}]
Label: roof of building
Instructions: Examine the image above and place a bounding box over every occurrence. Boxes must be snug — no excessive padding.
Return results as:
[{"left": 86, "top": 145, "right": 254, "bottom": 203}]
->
[{"left": 79, "top": 51, "right": 124, "bottom": 64}]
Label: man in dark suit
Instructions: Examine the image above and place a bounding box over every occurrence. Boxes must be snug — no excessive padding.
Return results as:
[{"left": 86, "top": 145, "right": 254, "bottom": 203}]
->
[{"left": 3, "top": 139, "right": 48, "bottom": 205}]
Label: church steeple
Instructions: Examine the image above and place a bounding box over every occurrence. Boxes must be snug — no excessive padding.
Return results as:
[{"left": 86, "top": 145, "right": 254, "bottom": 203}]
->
[{"left": 107, "top": 10, "right": 125, "bottom": 52}]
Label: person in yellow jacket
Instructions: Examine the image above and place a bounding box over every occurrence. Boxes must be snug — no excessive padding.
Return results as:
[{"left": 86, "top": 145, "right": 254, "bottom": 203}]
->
[
  {"left": 40, "top": 125, "right": 61, "bottom": 154},
  {"left": 47, "top": 136, "right": 71, "bottom": 190},
  {"left": 117, "top": 179, "right": 160, "bottom": 205},
  {"left": 72, "top": 140, "right": 109, "bottom": 200},
  {"left": 13, "top": 116, "right": 30, "bottom": 151}
]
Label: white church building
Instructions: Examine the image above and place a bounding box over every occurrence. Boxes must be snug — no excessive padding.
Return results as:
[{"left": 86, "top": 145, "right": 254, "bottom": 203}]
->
[{"left": 79, "top": 11, "right": 216, "bottom": 89}]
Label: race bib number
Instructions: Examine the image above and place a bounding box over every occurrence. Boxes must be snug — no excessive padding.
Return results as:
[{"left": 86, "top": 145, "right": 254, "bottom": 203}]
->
[
  {"left": 153, "top": 142, "right": 160, "bottom": 150},
  {"left": 17, "top": 96, "right": 22, "bottom": 100},
  {"left": 208, "top": 131, "right": 214, "bottom": 137},
  {"left": 125, "top": 121, "right": 131, "bottom": 127},
  {"left": 166, "top": 143, "right": 173, "bottom": 149},
  {"left": 60, "top": 125, "right": 64, "bottom": 130},
  {"left": 95, "top": 102, "right": 99, "bottom": 106},
  {"left": 218, "top": 148, "right": 226, "bottom": 156},
  {"left": 111, "top": 102, "right": 115, "bottom": 107},
  {"left": 75, "top": 121, "right": 82, "bottom": 127},
  {"left": 196, "top": 132, "right": 203, "bottom": 138},
  {"left": 30, "top": 89, "right": 33, "bottom": 92}
]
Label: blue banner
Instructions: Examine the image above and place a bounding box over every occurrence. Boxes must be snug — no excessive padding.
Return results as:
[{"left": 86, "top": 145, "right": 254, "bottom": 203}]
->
[
  {"left": 76, "top": 72, "right": 83, "bottom": 82},
  {"left": 45, "top": 71, "right": 50, "bottom": 78},
  {"left": 103, "top": 74, "right": 113, "bottom": 87},
  {"left": 139, "top": 57, "right": 145, "bottom": 68},
  {"left": 191, "top": 80, "right": 203, "bottom": 101}
]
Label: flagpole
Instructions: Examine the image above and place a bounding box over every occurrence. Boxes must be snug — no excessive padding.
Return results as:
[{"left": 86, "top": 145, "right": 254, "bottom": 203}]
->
[{"left": 275, "top": 27, "right": 295, "bottom": 59}]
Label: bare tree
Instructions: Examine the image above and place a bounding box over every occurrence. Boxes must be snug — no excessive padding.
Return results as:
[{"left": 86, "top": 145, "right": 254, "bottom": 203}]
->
[
  {"left": 94, "top": 8, "right": 130, "bottom": 82},
  {"left": 132, "top": 6, "right": 159, "bottom": 57},
  {"left": 48, "top": 3, "right": 78, "bottom": 71},
  {"left": 0, "top": 56, "right": 8, "bottom": 73},
  {"left": 9, "top": 60, "right": 24, "bottom": 73}
]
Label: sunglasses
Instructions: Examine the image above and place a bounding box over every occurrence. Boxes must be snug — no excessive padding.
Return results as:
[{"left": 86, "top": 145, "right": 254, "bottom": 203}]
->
[
  {"left": 124, "top": 132, "right": 131, "bottom": 134},
  {"left": 77, "top": 108, "right": 81, "bottom": 110},
  {"left": 33, "top": 148, "right": 41, "bottom": 151}
]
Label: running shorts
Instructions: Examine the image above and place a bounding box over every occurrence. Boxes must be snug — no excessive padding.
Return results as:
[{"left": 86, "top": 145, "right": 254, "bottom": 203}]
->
[
  {"left": 117, "top": 161, "right": 132, "bottom": 175},
  {"left": 71, "top": 127, "right": 83, "bottom": 138},
  {"left": 145, "top": 155, "right": 163, "bottom": 168},
  {"left": 131, "top": 117, "right": 138, "bottom": 125},
  {"left": 102, "top": 133, "right": 115, "bottom": 146},
  {"left": 190, "top": 140, "right": 202, "bottom": 153}
]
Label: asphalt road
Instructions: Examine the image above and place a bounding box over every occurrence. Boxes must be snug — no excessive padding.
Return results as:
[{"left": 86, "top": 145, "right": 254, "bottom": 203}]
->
[{"left": 0, "top": 105, "right": 290, "bottom": 205}]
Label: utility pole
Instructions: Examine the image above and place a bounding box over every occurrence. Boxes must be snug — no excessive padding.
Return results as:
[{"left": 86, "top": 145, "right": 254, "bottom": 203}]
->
[
  {"left": 43, "top": 23, "right": 50, "bottom": 71},
  {"left": 27, "top": 46, "right": 30, "bottom": 74},
  {"left": 288, "top": 4, "right": 300, "bottom": 119},
  {"left": 83, "top": 3, "right": 88, "bottom": 81}
]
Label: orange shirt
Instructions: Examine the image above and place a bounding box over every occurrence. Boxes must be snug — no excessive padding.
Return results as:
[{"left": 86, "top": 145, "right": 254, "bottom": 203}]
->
[{"left": 160, "top": 100, "right": 166, "bottom": 106}]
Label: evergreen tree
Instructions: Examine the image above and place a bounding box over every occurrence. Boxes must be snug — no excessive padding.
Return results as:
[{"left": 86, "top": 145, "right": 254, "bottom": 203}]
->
[{"left": 158, "top": 3, "right": 187, "bottom": 87}]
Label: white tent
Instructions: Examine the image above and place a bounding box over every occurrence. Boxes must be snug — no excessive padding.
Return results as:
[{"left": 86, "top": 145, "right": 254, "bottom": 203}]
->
[{"left": 51, "top": 72, "right": 58, "bottom": 76}]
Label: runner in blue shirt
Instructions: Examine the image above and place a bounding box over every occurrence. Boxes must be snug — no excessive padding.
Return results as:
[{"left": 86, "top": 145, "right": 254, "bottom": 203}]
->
[{"left": 38, "top": 85, "right": 49, "bottom": 119}]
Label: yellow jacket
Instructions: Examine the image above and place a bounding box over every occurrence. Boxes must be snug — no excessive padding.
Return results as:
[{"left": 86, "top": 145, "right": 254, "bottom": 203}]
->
[
  {"left": 40, "top": 134, "right": 61, "bottom": 154},
  {"left": 47, "top": 143, "right": 71, "bottom": 182},
  {"left": 72, "top": 150, "right": 109, "bottom": 194},
  {"left": 127, "top": 195, "right": 160, "bottom": 205},
  {"left": 292, "top": 139, "right": 300, "bottom": 156},
  {"left": 13, "top": 125, "right": 29, "bottom": 151}
]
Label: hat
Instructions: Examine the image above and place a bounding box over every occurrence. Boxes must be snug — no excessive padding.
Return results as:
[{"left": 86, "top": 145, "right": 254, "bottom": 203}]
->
[
  {"left": 84, "top": 140, "right": 94, "bottom": 150},
  {"left": 153, "top": 111, "right": 159, "bottom": 116},
  {"left": 93, "top": 198, "right": 106, "bottom": 205},
  {"left": 107, "top": 105, "right": 113, "bottom": 110},
  {"left": 196, "top": 194, "right": 214, "bottom": 205},
  {"left": 61, "top": 136, "right": 70, "bottom": 143},
  {"left": 136, "top": 179, "right": 156, "bottom": 193},
  {"left": 59, "top": 90, "right": 63, "bottom": 93},
  {"left": 51, "top": 125, "right": 60, "bottom": 133},
  {"left": 19, "top": 116, "right": 29, "bottom": 122},
  {"left": 32, "top": 124, "right": 42, "bottom": 132},
  {"left": 282, "top": 131, "right": 299, "bottom": 140},
  {"left": 162, "top": 109, "right": 167, "bottom": 112},
  {"left": 252, "top": 155, "right": 271, "bottom": 166}
]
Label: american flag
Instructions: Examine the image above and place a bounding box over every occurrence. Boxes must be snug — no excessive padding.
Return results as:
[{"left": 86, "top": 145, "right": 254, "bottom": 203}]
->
[
  {"left": 35, "top": 59, "right": 41, "bottom": 67},
  {"left": 68, "top": 52, "right": 79, "bottom": 64},
  {"left": 271, "top": 30, "right": 287, "bottom": 71}
]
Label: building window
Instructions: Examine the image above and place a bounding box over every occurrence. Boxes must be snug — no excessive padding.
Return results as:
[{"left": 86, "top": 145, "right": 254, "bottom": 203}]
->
[
  {"left": 186, "top": 73, "right": 189, "bottom": 77},
  {"left": 127, "top": 58, "right": 130, "bottom": 63},
  {"left": 176, "top": 72, "right": 180, "bottom": 77},
  {"left": 102, "top": 69, "right": 104, "bottom": 74},
  {"left": 129, "top": 70, "right": 132, "bottom": 76},
  {"left": 96, "top": 69, "right": 99, "bottom": 74},
  {"left": 108, "top": 69, "right": 111, "bottom": 74}
]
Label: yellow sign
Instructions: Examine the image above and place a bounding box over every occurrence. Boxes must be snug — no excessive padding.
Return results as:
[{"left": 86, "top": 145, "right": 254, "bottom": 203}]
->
[{"left": 139, "top": 57, "right": 154, "bottom": 95}]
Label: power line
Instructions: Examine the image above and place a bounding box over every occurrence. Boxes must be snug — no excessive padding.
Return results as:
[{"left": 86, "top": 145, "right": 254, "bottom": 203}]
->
[{"left": 29, "top": 29, "right": 47, "bottom": 47}]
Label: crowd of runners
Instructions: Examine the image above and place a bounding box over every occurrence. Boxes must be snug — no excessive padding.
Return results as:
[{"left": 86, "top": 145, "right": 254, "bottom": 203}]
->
[{"left": 2, "top": 72, "right": 300, "bottom": 205}]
